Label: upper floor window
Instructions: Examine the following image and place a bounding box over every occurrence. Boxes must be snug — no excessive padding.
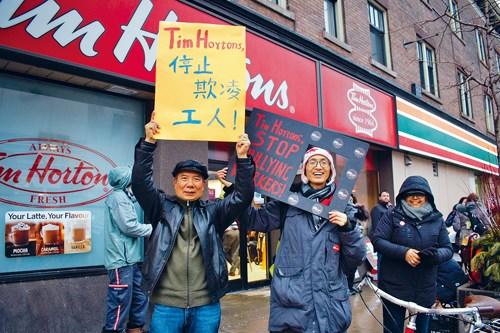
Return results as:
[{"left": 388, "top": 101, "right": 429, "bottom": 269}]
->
[
  {"left": 368, "top": 2, "right": 391, "bottom": 68},
  {"left": 271, "top": 0, "right": 287, "bottom": 8},
  {"left": 458, "top": 71, "right": 473, "bottom": 119},
  {"left": 417, "top": 41, "right": 438, "bottom": 96},
  {"left": 324, "top": 0, "right": 345, "bottom": 41},
  {"left": 496, "top": 52, "right": 500, "bottom": 72},
  {"left": 449, "top": 0, "right": 462, "bottom": 38},
  {"left": 485, "top": 95, "right": 495, "bottom": 133},
  {"left": 476, "top": 30, "right": 487, "bottom": 63}
]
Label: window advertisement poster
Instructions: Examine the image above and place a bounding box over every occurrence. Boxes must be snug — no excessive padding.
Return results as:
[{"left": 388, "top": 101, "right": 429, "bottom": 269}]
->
[
  {"left": 0, "top": 73, "right": 144, "bottom": 275},
  {"left": 5, "top": 210, "right": 91, "bottom": 258}
]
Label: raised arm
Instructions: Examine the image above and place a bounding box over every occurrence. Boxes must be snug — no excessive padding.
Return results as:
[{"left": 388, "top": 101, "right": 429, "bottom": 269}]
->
[
  {"left": 131, "top": 112, "right": 165, "bottom": 227},
  {"left": 247, "top": 200, "right": 284, "bottom": 233},
  {"left": 212, "top": 134, "right": 256, "bottom": 233}
]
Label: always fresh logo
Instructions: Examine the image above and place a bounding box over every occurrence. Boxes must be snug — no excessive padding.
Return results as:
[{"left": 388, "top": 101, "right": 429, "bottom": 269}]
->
[{"left": 0, "top": 138, "right": 116, "bottom": 208}]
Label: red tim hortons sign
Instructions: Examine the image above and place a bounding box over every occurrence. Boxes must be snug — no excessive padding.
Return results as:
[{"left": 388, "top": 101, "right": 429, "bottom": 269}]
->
[
  {"left": 0, "top": 138, "right": 116, "bottom": 208},
  {"left": 228, "top": 110, "right": 369, "bottom": 219},
  {"left": 321, "top": 65, "right": 397, "bottom": 148},
  {"left": 0, "top": 0, "right": 318, "bottom": 125}
]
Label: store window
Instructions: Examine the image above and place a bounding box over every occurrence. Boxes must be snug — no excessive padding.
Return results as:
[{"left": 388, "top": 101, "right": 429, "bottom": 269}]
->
[
  {"left": 368, "top": 1, "right": 391, "bottom": 68},
  {"left": 417, "top": 40, "right": 439, "bottom": 97},
  {"left": 270, "top": 0, "right": 287, "bottom": 9},
  {"left": 458, "top": 70, "right": 473, "bottom": 119},
  {"left": 207, "top": 168, "right": 269, "bottom": 284},
  {"left": 324, "top": 0, "right": 345, "bottom": 42},
  {"left": 476, "top": 29, "right": 487, "bottom": 63},
  {"left": 485, "top": 94, "right": 495, "bottom": 134},
  {"left": 0, "top": 73, "right": 144, "bottom": 276},
  {"left": 449, "top": 0, "right": 462, "bottom": 38}
]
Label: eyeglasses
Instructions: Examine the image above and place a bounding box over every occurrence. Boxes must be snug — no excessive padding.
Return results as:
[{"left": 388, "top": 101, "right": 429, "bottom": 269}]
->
[
  {"left": 406, "top": 193, "right": 425, "bottom": 198},
  {"left": 306, "top": 159, "right": 330, "bottom": 168}
]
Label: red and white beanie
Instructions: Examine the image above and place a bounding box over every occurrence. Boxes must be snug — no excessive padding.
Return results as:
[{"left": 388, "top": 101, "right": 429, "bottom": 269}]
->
[{"left": 301, "top": 147, "right": 336, "bottom": 186}]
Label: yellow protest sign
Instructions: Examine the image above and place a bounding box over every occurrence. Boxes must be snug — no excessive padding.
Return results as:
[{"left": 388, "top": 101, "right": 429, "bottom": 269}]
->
[{"left": 154, "top": 22, "right": 246, "bottom": 142}]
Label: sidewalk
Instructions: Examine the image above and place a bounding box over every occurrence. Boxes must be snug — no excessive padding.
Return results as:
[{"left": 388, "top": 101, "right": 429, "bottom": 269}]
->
[{"left": 220, "top": 285, "right": 383, "bottom": 333}]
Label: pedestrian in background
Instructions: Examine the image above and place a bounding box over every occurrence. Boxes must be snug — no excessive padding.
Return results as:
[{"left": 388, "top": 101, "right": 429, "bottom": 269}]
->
[
  {"left": 444, "top": 196, "right": 468, "bottom": 253},
  {"left": 372, "top": 176, "right": 453, "bottom": 333},
  {"left": 347, "top": 193, "right": 369, "bottom": 294},
  {"left": 369, "top": 190, "right": 391, "bottom": 239},
  {"left": 464, "top": 193, "right": 492, "bottom": 235},
  {"left": 369, "top": 190, "right": 392, "bottom": 277},
  {"left": 103, "top": 166, "right": 152, "bottom": 333},
  {"left": 223, "top": 221, "right": 240, "bottom": 277}
]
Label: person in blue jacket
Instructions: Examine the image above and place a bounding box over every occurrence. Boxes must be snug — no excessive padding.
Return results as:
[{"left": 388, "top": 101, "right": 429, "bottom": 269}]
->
[
  {"left": 372, "top": 175, "right": 453, "bottom": 333},
  {"left": 247, "top": 147, "right": 366, "bottom": 333},
  {"left": 103, "top": 166, "right": 152, "bottom": 333}
]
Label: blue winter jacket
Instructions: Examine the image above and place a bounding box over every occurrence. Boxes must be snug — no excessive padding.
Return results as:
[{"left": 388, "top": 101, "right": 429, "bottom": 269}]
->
[
  {"left": 104, "top": 166, "right": 152, "bottom": 270},
  {"left": 249, "top": 198, "right": 365, "bottom": 333},
  {"left": 372, "top": 176, "right": 453, "bottom": 307}
]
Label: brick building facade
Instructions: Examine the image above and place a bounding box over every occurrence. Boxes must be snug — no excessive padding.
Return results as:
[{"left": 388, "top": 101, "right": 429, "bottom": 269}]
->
[{"left": 235, "top": 0, "right": 498, "bottom": 138}]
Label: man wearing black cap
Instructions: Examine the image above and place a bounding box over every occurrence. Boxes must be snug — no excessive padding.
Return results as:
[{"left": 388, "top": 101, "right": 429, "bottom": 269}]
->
[{"left": 132, "top": 114, "right": 254, "bottom": 333}]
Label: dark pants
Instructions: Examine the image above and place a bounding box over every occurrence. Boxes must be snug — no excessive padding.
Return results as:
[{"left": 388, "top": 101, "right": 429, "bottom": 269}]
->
[
  {"left": 382, "top": 299, "right": 430, "bottom": 333},
  {"left": 103, "top": 264, "right": 148, "bottom": 333}
]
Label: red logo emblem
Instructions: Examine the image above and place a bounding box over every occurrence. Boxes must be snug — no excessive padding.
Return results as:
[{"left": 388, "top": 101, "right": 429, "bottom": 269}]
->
[
  {"left": 347, "top": 83, "right": 378, "bottom": 137},
  {"left": 0, "top": 138, "right": 116, "bottom": 208},
  {"left": 332, "top": 244, "right": 341, "bottom": 252}
]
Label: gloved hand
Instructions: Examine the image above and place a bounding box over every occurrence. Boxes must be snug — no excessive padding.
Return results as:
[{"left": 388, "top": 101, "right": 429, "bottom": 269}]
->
[{"left": 418, "top": 247, "right": 439, "bottom": 265}]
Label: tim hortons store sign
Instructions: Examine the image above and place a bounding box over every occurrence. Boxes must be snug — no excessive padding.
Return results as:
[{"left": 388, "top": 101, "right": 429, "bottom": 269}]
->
[
  {"left": 0, "top": 138, "right": 116, "bottom": 208},
  {"left": 0, "top": 0, "right": 319, "bottom": 125},
  {"left": 321, "top": 65, "right": 397, "bottom": 148}
]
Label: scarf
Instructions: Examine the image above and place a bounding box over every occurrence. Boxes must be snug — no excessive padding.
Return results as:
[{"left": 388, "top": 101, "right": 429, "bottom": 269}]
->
[
  {"left": 300, "top": 183, "right": 335, "bottom": 230},
  {"left": 401, "top": 200, "right": 433, "bottom": 221}
]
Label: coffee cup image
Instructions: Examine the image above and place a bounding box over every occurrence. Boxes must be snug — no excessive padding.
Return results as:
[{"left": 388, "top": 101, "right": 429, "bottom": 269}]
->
[
  {"left": 9, "top": 222, "right": 30, "bottom": 246},
  {"left": 41, "top": 223, "right": 60, "bottom": 246},
  {"left": 71, "top": 221, "right": 86, "bottom": 242}
]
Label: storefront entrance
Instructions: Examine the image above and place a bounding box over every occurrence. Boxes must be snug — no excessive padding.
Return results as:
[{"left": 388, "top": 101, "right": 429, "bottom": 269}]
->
[{"left": 207, "top": 159, "right": 272, "bottom": 291}]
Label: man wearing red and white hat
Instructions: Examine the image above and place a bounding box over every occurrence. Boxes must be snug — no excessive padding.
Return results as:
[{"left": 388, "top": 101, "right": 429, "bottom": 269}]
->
[{"left": 247, "top": 146, "right": 366, "bottom": 333}]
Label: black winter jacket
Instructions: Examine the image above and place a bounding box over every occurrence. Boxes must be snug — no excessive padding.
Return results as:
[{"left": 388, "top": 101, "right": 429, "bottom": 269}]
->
[
  {"left": 369, "top": 202, "right": 390, "bottom": 239},
  {"left": 132, "top": 139, "right": 255, "bottom": 301},
  {"left": 372, "top": 176, "right": 453, "bottom": 307}
]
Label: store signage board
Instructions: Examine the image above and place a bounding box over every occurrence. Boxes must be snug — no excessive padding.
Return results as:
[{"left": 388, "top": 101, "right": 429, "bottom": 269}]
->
[
  {"left": 154, "top": 22, "right": 246, "bottom": 141},
  {"left": 228, "top": 110, "right": 368, "bottom": 218},
  {"left": 0, "top": 0, "right": 318, "bottom": 125},
  {"left": 321, "top": 65, "right": 397, "bottom": 148},
  {"left": 0, "top": 138, "right": 115, "bottom": 209}
]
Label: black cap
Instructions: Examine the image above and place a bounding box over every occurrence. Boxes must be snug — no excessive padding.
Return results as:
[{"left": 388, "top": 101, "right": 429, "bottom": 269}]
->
[{"left": 172, "top": 159, "right": 208, "bottom": 179}]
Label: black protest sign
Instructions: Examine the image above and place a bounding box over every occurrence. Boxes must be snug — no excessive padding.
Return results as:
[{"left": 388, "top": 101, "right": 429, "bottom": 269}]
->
[{"left": 229, "top": 109, "right": 369, "bottom": 219}]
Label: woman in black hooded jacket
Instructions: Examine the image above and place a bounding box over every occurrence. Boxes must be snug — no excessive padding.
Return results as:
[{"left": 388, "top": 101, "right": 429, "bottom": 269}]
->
[{"left": 372, "top": 176, "right": 453, "bottom": 333}]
